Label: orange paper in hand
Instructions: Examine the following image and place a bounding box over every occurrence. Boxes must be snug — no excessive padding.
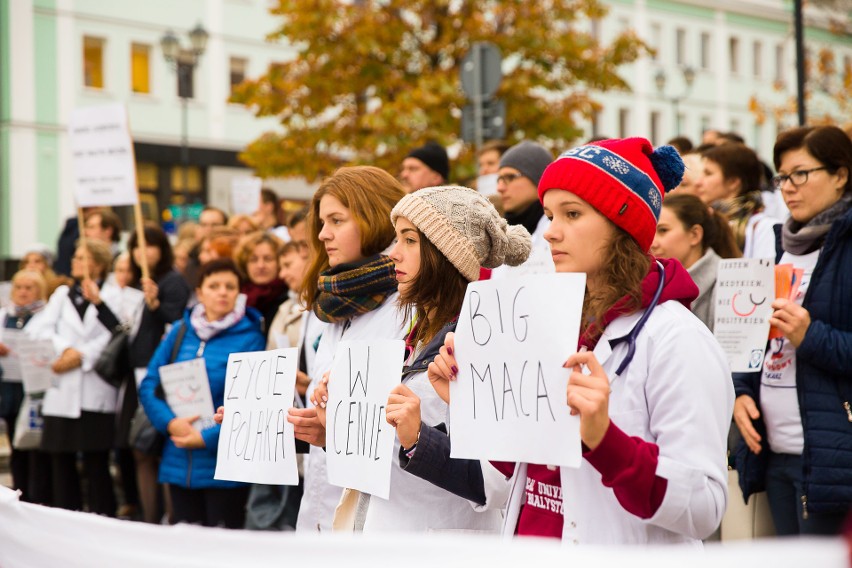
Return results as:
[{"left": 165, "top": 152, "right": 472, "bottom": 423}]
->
[{"left": 768, "top": 264, "right": 794, "bottom": 340}]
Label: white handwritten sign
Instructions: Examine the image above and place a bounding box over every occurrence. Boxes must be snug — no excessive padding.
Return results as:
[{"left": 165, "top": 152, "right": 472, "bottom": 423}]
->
[
  {"left": 68, "top": 103, "right": 138, "bottom": 207},
  {"left": 0, "top": 328, "right": 24, "bottom": 382},
  {"left": 230, "top": 176, "right": 262, "bottom": 215},
  {"left": 450, "top": 274, "right": 585, "bottom": 467},
  {"left": 215, "top": 348, "right": 299, "bottom": 485},
  {"left": 714, "top": 258, "right": 775, "bottom": 372},
  {"left": 159, "top": 359, "right": 215, "bottom": 431},
  {"left": 17, "top": 337, "right": 57, "bottom": 394},
  {"left": 326, "top": 340, "right": 405, "bottom": 500}
]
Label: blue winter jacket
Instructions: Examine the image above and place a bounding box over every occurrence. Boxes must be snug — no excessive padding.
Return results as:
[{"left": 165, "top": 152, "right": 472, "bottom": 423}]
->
[
  {"left": 139, "top": 308, "right": 265, "bottom": 489},
  {"left": 734, "top": 206, "right": 852, "bottom": 515}
]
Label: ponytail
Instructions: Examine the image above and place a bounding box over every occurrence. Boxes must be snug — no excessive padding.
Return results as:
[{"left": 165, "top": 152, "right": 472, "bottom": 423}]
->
[{"left": 663, "top": 194, "right": 742, "bottom": 259}]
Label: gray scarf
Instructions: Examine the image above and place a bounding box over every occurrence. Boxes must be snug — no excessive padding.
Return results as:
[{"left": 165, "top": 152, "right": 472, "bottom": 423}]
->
[{"left": 782, "top": 192, "right": 852, "bottom": 255}]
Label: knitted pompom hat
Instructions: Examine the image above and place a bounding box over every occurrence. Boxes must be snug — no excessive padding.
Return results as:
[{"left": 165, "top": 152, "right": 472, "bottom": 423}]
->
[
  {"left": 391, "top": 186, "right": 532, "bottom": 281},
  {"left": 537, "top": 137, "right": 684, "bottom": 252}
]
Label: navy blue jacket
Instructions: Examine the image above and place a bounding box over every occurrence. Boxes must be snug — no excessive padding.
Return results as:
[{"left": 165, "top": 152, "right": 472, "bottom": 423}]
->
[
  {"left": 735, "top": 206, "right": 852, "bottom": 515},
  {"left": 139, "top": 307, "right": 265, "bottom": 489},
  {"left": 396, "top": 321, "right": 488, "bottom": 506}
]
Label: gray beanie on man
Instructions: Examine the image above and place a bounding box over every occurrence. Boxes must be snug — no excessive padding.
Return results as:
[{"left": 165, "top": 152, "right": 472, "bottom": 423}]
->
[{"left": 499, "top": 141, "right": 553, "bottom": 186}]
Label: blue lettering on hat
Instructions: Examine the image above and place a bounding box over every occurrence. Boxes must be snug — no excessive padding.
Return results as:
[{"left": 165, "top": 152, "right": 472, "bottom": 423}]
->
[{"left": 558, "top": 146, "right": 661, "bottom": 218}]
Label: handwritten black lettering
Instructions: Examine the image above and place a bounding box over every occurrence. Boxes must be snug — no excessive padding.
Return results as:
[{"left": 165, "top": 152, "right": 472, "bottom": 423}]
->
[
  {"left": 470, "top": 363, "right": 496, "bottom": 420},
  {"left": 226, "top": 359, "right": 242, "bottom": 400},
  {"left": 244, "top": 358, "right": 259, "bottom": 399},
  {"left": 254, "top": 358, "right": 269, "bottom": 400},
  {"left": 272, "top": 355, "right": 287, "bottom": 396},
  {"left": 469, "top": 291, "right": 492, "bottom": 346},
  {"left": 348, "top": 347, "right": 370, "bottom": 397},
  {"left": 536, "top": 362, "right": 555, "bottom": 421},
  {"left": 502, "top": 361, "right": 521, "bottom": 419},
  {"left": 333, "top": 400, "right": 344, "bottom": 455},
  {"left": 512, "top": 287, "right": 529, "bottom": 342}
]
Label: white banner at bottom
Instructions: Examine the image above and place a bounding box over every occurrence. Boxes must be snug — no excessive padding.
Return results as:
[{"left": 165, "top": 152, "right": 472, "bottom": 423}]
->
[{"left": 0, "top": 486, "right": 846, "bottom": 568}]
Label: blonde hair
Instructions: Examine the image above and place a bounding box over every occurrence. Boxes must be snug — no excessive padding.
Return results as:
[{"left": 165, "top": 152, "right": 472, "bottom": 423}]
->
[
  {"left": 12, "top": 270, "right": 48, "bottom": 300},
  {"left": 302, "top": 166, "right": 405, "bottom": 307},
  {"left": 228, "top": 214, "right": 259, "bottom": 233},
  {"left": 75, "top": 239, "right": 113, "bottom": 278},
  {"left": 233, "top": 231, "right": 284, "bottom": 279}
]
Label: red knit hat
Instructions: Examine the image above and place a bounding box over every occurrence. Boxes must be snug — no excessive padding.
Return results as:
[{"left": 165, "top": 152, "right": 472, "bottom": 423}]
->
[{"left": 537, "top": 137, "right": 684, "bottom": 252}]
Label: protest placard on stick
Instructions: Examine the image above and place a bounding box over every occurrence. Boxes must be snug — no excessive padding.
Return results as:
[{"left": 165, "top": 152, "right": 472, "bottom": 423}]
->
[
  {"left": 230, "top": 177, "right": 262, "bottom": 215},
  {"left": 325, "top": 340, "right": 405, "bottom": 500},
  {"left": 69, "top": 103, "right": 149, "bottom": 279},
  {"left": 714, "top": 258, "right": 775, "bottom": 372},
  {"left": 215, "top": 348, "right": 299, "bottom": 486},
  {"left": 450, "top": 274, "right": 585, "bottom": 467}
]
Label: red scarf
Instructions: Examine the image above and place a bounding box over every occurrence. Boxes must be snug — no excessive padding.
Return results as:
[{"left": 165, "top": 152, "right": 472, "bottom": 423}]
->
[{"left": 579, "top": 257, "right": 698, "bottom": 351}]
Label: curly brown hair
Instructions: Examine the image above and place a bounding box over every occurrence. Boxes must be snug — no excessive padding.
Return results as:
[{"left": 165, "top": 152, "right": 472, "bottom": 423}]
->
[{"left": 582, "top": 226, "right": 651, "bottom": 344}]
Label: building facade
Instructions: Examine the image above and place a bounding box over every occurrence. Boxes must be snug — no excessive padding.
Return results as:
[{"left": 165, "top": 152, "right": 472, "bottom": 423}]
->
[
  {"left": 1, "top": 0, "right": 850, "bottom": 259},
  {"left": 0, "top": 0, "right": 308, "bottom": 258},
  {"left": 591, "top": 0, "right": 851, "bottom": 152}
]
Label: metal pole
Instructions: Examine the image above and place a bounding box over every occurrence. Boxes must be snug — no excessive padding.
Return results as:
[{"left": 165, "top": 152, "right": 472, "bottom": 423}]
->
[
  {"left": 794, "top": 0, "right": 806, "bottom": 126},
  {"left": 673, "top": 98, "right": 680, "bottom": 136},
  {"left": 181, "top": 88, "right": 189, "bottom": 222},
  {"left": 472, "top": 43, "right": 484, "bottom": 151}
]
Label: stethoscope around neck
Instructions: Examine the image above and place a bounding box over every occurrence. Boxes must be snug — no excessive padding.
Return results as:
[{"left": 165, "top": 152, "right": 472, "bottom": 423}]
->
[{"left": 610, "top": 260, "right": 666, "bottom": 376}]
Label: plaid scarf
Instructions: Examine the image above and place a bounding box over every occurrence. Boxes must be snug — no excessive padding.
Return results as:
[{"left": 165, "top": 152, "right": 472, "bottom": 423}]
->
[
  {"left": 714, "top": 191, "right": 764, "bottom": 252},
  {"left": 313, "top": 255, "right": 398, "bottom": 323}
]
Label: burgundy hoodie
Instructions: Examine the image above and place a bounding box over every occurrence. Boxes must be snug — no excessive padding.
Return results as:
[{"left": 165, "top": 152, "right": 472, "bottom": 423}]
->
[{"left": 501, "top": 258, "right": 698, "bottom": 539}]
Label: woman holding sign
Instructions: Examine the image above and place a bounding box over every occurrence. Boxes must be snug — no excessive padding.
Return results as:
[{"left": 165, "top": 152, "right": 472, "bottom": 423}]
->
[
  {"left": 694, "top": 144, "right": 779, "bottom": 259},
  {"left": 286, "top": 166, "right": 408, "bottom": 532},
  {"left": 25, "top": 239, "right": 123, "bottom": 516},
  {"left": 139, "top": 258, "right": 264, "bottom": 528},
  {"left": 651, "top": 194, "right": 742, "bottom": 331},
  {"left": 0, "top": 270, "right": 51, "bottom": 504},
  {"left": 733, "top": 125, "right": 852, "bottom": 536},
  {"left": 425, "top": 138, "right": 734, "bottom": 544},
  {"left": 311, "top": 185, "right": 531, "bottom": 532},
  {"left": 124, "top": 225, "right": 191, "bottom": 524}
]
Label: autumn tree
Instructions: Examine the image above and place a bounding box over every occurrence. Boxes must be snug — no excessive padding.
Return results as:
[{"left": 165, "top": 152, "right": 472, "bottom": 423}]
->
[
  {"left": 232, "top": 0, "right": 647, "bottom": 182},
  {"left": 749, "top": 1, "right": 852, "bottom": 130}
]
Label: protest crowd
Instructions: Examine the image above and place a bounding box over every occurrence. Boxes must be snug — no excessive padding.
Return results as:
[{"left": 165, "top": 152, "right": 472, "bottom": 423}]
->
[{"left": 2, "top": 121, "right": 852, "bottom": 550}]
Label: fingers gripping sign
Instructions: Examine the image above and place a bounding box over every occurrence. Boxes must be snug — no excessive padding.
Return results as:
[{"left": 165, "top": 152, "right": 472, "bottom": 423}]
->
[
  {"left": 386, "top": 383, "right": 421, "bottom": 450},
  {"left": 309, "top": 372, "right": 330, "bottom": 428},
  {"left": 426, "top": 332, "right": 457, "bottom": 404},
  {"left": 564, "top": 350, "right": 611, "bottom": 451},
  {"left": 287, "top": 407, "right": 327, "bottom": 447}
]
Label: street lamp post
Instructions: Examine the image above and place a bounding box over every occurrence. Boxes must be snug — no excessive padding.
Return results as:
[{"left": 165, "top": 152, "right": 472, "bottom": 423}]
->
[
  {"left": 161, "top": 23, "right": 208, "bottom": 221},
  {"left": 654, "top": 66, "right": 695, "bottom": 137}
]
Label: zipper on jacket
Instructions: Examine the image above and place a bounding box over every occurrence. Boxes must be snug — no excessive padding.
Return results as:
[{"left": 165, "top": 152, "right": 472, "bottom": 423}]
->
[
  {"left": 196, "top": 341, "right": 206, "bottom": 358},
  {"left": 801, "top": 494, "right": 809, "bottom": 520},
  {"left": 186, "top": 450, "right": 193, "bottom": 488},
  {"left": 844, "top": 401, "right": 852, "bottom": 423}
]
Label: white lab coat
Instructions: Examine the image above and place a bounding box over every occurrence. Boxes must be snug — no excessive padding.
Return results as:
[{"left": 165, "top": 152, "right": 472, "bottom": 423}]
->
[
  {"left": 296, "top": 293, "right": 407, "bottom": 532},
  {"left": 360, "top": 365, "right": 504, "bottom": 533},
  {"left": 743, "top": 212, "right": 779, "bottom": 259},
  {"left": 25, "top": 285, "right": 121, "bottom": 418},
  {"left": 500, "top": 300, "right": 734, "bottom": 545}
]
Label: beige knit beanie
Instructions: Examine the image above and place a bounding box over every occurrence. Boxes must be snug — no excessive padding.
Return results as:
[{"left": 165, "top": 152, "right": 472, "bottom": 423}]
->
[{"left": 390, "top": 186, "right": 532, "bottom": 281}]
